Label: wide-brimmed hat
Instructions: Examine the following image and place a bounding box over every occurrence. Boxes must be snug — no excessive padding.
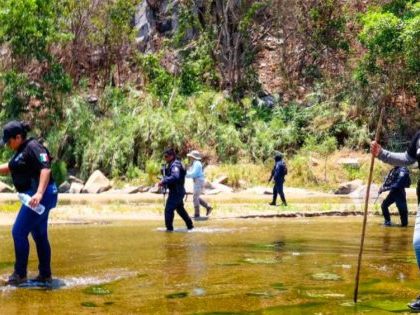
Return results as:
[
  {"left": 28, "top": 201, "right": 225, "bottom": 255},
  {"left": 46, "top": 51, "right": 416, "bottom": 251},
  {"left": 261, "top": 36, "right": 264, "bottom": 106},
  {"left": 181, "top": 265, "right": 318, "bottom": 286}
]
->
[{"left": 187, "top": 150, "right": 202, "bottom": 160}]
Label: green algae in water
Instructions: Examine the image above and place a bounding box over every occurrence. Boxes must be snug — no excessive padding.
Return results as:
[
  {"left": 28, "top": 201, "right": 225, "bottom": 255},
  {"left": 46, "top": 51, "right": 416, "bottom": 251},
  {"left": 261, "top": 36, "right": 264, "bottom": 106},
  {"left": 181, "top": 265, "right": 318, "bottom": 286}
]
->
[
  {"left": 166, "top": 291, "right": 189, "bottom": 299},
  {"left": 361, "top": 300, "right": 408, "bottom": 312},
  {"left": 270, "top": 283, "right": 287, "bottom": 291},
  {"left": 311, "top": 272, "right": 342, "bottom": 281},
  {"left": 0, "top": 262, "right": 14, "bottom": 269},
  {"left": 241, "top": 258, "right": 278, "bottom": 264},
  {"left": 84, "top": 285, "right": 112, "bottom": 295},
  {"left": 81, "top": 301, "right": 98, "bottom": 308}
]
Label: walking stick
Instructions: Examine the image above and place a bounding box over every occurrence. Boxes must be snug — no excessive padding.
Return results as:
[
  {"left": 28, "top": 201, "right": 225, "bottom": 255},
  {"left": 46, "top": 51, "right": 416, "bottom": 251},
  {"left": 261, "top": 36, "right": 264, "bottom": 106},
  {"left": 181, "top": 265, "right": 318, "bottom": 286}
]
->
[{"left": 353, "top": 106, "right": 385, "bottom": 303}]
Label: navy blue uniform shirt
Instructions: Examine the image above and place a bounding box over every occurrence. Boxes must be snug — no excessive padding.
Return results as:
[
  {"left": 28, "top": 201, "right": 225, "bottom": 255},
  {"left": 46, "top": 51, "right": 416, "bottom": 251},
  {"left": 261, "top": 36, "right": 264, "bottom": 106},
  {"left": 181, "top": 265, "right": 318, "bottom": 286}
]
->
[
  {"left": 8, "top": 138, "right": 54, "bottom": 192},
  {"left": 382, "top": 166, "right": 410, "bottom": 192},
  {"left": 271, "top": 160, "right": 287, "bottom": 182},
  {"left": 162, "top": 159, "right": 186, "bottom": 197}
]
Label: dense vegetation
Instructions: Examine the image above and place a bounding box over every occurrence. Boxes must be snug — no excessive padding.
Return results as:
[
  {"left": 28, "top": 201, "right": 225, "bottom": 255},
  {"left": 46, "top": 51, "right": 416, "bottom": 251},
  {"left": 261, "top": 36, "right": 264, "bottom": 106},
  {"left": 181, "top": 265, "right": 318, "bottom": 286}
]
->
[{"left": 0, "top": 0, "right": 418, "bottom": 186}]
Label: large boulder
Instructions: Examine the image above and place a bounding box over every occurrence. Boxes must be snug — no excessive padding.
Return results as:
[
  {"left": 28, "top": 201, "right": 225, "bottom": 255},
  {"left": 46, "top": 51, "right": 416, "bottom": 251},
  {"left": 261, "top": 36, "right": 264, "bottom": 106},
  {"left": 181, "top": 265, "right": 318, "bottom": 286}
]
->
[
  {"left": 211, "top": 182, "right": 234, "bottom": 193},
  {"left": 68, "top": 176, "right": 84, "bottom": 185},
  {"left": 334, "top": 179, "right": 363, "bottom": 195},
  {"left": 0, "top": 181, "right": 14, "bottom": 193},
  {"left": 58, "top": 181, "right": 71, "bottom": 193},
  {"left": 69, "top": 182, "right": 84, "bottom": 194},
  {"left": 82, "top": 170, "right": 112, "bottom": 194},
  {"left": 349, "top": 184, "right": 379, "bottom": 199}
]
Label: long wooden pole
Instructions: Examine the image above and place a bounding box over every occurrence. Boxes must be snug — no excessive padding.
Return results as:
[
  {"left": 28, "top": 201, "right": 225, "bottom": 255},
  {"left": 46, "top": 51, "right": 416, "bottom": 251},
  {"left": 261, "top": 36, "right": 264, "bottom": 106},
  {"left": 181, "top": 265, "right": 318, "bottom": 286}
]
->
[{"left": 353, "top": 106, "right": 385, "bottom": 303}]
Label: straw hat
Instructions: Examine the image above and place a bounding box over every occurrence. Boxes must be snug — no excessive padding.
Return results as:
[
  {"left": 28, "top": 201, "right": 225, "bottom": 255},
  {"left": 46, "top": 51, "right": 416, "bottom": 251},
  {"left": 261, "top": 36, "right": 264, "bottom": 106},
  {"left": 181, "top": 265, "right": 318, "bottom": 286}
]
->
[{"left": 187, "top": 150, "right": 202, "bottom": 160}]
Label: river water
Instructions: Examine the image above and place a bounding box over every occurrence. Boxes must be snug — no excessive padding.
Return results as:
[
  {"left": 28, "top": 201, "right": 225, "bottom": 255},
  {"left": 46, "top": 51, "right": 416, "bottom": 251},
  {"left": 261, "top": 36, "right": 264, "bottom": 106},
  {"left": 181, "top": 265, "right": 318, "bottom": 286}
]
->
[{"left": 0, "top": 216, "right": 417, "bottom": 314}]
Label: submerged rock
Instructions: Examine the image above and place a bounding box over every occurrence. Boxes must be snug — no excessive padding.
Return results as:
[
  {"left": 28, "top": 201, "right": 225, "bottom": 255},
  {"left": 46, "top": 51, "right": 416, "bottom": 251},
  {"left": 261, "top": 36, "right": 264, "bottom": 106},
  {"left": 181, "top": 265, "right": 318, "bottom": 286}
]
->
[{"left": 165, "top": 291, "right": 188, "bottom": 299}]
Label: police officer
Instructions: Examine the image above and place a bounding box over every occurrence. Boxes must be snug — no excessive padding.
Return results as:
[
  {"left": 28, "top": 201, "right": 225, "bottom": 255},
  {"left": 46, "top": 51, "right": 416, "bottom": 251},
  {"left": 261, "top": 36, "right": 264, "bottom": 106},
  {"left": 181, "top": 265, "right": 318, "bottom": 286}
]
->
[
  {"left": 379, "top": 166, "right": 410, "bottom": 227},
  {"left": 268, "top": 152, "right": 288, "bottom": 206},
  {"left": 0, "top": 121, "right": 58, "bottom": 285},
  {"left": 371, "top": 130, "right": 420, "bottom": 311},
  {"left": 158, "top": 149, "right": 194, "bottom": 231}
]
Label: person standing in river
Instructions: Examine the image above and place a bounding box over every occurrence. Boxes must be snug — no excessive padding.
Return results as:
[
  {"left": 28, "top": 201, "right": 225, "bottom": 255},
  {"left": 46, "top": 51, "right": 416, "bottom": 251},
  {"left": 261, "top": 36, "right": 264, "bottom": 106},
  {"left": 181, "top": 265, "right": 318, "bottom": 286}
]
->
[
  {"left": 186, "top": 150, "right": 213, "bottom": 219},
  {"left": 371, "top": 130, "right": 420, "bottom": 311},
  {"left": 379, "top": 166, "right": 411, "bottom": 227},
  {"left": 158, "top": 148, "right": 194, "bottom": 231},
  {"left": 0, "top": 121, "right": 58, "bottom": 285},
  {"left": 268, "top": 152, "right": 288, "bottom": 206}
]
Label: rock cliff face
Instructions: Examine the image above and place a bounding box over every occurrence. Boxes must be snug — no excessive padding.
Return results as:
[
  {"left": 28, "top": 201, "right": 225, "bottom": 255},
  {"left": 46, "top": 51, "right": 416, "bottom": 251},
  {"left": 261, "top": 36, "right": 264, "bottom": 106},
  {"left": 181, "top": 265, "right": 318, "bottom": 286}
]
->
[{"left": 134, "top": 0, "right": 181, "bottom": 52}]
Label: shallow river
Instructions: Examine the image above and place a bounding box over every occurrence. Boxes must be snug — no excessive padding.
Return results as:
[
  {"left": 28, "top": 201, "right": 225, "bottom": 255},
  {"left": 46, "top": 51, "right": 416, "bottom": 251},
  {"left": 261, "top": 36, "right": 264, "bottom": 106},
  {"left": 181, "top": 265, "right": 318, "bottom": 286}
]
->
[{"left": 0, "top": 216, "right": 418, "bottom": 314}]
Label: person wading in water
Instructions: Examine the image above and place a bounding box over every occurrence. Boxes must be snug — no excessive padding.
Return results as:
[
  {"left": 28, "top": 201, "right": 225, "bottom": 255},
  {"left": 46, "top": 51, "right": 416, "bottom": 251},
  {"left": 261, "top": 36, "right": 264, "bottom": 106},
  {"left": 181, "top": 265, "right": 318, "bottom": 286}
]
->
[
  {"left": 0, "top": 121, "right": 58, "bottom": 285},
  {"left": 186, "top": 150, "right": 213, "bottom": 219}
]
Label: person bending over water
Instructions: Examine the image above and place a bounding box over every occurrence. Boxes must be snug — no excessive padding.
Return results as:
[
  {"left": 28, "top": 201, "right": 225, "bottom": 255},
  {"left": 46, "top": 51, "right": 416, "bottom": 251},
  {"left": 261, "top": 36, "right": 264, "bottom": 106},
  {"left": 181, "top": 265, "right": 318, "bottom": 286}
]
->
[{"left": 0, "top": 121, "right": 58, "bottom": 285}]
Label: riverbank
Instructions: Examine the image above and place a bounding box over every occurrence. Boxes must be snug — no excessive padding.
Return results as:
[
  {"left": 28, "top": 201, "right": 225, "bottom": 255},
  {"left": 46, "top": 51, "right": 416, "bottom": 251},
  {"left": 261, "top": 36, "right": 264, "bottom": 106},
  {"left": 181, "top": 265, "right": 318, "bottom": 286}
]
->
[{"left": 0, "top": 187, "right": 417, "bottom": 226}]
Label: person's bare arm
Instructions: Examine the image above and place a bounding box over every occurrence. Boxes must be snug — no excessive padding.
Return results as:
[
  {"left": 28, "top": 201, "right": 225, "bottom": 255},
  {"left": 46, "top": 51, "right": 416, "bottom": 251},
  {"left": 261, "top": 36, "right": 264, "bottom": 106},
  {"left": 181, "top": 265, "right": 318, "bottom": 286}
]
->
[{"left": 29, "top": 168, "right": 51, "bottom": 208}]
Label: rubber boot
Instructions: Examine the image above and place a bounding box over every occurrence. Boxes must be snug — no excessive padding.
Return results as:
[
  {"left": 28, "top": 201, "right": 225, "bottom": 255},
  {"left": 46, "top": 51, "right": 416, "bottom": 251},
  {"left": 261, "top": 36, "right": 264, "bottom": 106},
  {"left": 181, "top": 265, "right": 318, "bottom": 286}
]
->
[{"left": 194, "top": 206, "right": 200, "bottom": 218}]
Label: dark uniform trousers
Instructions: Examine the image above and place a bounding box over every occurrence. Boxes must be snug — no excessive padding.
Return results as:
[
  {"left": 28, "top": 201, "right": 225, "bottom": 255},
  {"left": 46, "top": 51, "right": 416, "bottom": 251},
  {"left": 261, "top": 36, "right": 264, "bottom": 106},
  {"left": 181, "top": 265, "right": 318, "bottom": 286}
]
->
[
  {"left": 381, "top": 188, "right": 408, "bottom": 226},
  {"left": 165, "top": 191, "right": 193, "bottom": 231},
  {"left": 272, "top": 180, "right": 287, "bottom": 205}
]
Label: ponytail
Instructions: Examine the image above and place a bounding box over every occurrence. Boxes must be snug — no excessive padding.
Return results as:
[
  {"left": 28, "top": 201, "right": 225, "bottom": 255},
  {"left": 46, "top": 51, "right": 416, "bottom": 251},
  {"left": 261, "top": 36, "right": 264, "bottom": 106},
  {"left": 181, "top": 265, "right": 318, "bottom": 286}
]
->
[{"left": 19, "top": 121, "right": 31, "bottom": 139}]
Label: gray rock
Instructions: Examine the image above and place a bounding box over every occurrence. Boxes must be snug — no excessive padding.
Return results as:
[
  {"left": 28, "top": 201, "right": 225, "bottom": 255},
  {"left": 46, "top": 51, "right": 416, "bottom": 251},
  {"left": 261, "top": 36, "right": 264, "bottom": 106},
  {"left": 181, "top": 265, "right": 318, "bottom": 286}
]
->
[
  {"left": 138, "top": 186, "right": 151, "bottom": 193},
  {"left": 349, "top": 184, "right": 379, "bottom": 199},
  {"left": 121, "top": 186, "right": 143, "bottom": 194},
  {"left": 211, "top": 183, "right": 234, "bottom": 193},
  {"left": 87, "top": 95, "right": 98, "bottom": 104},
  {"left": 258, "top": 94, "right": 276, "bottom": 108},
  {"left": 0, "top": 181, "right": 14, "bottom": 193},
  {"left": 214, "top": 176, "right": 229, "bottom": 185},
  {"left": 334, "top": 179, "right": 363, "bottom": 195},
  {"left": 58, "top": 181, "right": 71, "bottom": 193},
  {"left": 338, "top": 158, "right": 360, "bottom": 169},
  {"left": 149, "top": 183, "right": 163, "bottom": 194},
  {"left": 69, "top": 182, "right": 84, "bottom": 194},
  {"left": 68, "top": 176, "right": 84, "bottom": 185},
  {"left": 134, "top": 1, "right": 156, "bottom": 51},
  {"left": 82, "top": 170, "right": 112, "bottom": 194}
]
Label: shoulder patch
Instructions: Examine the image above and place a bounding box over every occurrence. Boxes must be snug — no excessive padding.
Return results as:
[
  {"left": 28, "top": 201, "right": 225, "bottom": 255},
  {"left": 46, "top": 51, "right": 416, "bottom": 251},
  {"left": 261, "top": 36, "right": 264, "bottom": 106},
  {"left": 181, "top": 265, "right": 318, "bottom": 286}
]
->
[{"left": 39, "top": 153, "right": 49, "bottom": 163}]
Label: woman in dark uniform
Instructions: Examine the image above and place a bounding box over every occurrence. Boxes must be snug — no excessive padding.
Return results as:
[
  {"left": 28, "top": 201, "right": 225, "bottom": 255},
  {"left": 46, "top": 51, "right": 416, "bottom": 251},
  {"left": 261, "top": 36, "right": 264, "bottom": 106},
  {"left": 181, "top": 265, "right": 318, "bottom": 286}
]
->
[{"left": 0, "top": 121, "right": 58, "bottom": 285}]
